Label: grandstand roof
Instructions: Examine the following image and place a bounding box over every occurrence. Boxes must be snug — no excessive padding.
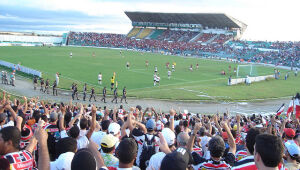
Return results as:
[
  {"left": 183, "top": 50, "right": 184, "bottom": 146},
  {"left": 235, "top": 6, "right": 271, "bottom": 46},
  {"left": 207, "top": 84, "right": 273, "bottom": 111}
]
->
[{"left": 125, "top": 11, "right": 247, "bottom": 29}]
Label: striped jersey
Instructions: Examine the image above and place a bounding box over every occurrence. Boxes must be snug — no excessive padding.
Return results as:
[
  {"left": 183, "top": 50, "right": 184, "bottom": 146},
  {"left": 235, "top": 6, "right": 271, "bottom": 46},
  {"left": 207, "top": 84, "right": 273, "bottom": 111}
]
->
[{"left": 2, "top": 150, "right": 34, "bottom": 170}]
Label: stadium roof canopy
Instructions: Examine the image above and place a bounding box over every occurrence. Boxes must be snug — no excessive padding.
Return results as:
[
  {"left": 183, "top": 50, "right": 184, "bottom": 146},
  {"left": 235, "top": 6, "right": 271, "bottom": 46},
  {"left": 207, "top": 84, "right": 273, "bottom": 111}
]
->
[{"left": 125, "top": 11, "right": 247, "bottom": 29}]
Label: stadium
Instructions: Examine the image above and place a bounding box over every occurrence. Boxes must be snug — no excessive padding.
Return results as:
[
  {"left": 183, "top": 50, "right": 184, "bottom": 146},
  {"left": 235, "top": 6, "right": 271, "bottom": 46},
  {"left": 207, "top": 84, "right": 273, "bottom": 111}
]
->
[
  {"left": 1, "top": 2, "right": 300, "bottom": 170},
  {"left": 1, "top": 11, "right": 299, "bottom": 103}
]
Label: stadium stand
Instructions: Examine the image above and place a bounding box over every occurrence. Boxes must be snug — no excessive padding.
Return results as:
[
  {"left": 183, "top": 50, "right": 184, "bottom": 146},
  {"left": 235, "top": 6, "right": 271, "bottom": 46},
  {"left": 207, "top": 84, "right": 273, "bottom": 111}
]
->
[
  {"left": 136, "top": 28, "right": 153, "bottom": 39},
  {"left": 66, "top": 12, "right": 300, "bottom": 68},
  {"left": 149, "top": 29, "right": 165, "bottom": 39},
  {"left": 127, "top": 27, "right": 141, "bottom": 37}
]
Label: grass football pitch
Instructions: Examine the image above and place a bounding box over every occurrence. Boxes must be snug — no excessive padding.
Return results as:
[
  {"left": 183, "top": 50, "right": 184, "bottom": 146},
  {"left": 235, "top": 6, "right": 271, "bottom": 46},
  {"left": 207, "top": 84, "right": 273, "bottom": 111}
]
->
[{"left": 0, "top": 46, "right": 299, "bottom": 101}]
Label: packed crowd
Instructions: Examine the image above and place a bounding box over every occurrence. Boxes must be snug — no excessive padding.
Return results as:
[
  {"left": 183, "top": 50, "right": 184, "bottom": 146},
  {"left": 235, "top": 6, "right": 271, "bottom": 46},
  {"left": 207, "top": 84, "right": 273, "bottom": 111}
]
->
[
  {"left": 1, "top": 90, "right": 300, "bottom": 170},
  {"left": 67, "top": 31, "right": 300, "bottom": 68}
]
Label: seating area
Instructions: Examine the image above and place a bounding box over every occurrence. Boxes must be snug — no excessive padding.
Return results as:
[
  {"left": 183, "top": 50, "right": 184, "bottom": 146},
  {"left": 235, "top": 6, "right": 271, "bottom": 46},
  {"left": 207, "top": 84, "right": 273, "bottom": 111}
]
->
[
  {"left": 136, "top": 28, "right": 153, "bottom": 39},
  {"left": 211, "top": 34, "right": 233, "bottom": 44},
  {"left": 127, "top": 27, "right": 141, "bottom": 37},
  {"left": 195, "top": 33, "right": 216, "bottom": 43},
  {"left": 67, "top": 31, "right": 300, "bottom": 68}
]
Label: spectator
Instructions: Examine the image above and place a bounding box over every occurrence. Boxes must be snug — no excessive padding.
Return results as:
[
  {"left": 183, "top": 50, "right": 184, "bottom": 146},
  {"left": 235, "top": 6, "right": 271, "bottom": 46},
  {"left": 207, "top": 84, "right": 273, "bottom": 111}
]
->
[{"left": 254, "top": 134, "right": 284, "bottom": 169}]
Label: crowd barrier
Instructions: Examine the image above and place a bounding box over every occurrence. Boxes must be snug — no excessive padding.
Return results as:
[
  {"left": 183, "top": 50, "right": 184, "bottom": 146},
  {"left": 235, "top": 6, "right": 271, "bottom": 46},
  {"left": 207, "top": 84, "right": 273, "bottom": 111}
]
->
[
  {"left": 0, "top": 60, "right": 42, "bottom": 77},
  {"left": 230, "top": 75, "right": 274, "bottom": 85}
]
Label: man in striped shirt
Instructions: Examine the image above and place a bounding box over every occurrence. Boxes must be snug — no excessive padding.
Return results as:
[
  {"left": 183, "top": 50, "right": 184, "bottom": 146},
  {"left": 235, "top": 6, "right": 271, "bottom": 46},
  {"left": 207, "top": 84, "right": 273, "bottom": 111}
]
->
[
  {"left": 233, "top": 128, "right": 261, "bottom": 170},
  {"left": 193, "top": 121, "right": 236, "bottom": 169}
]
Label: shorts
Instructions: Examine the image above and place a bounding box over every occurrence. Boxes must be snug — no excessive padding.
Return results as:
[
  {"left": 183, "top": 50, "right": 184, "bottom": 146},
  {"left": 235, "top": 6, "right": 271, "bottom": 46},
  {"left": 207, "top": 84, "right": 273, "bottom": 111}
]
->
[{"left": 111, "top": 83, "right": 114, "bottom": 86}]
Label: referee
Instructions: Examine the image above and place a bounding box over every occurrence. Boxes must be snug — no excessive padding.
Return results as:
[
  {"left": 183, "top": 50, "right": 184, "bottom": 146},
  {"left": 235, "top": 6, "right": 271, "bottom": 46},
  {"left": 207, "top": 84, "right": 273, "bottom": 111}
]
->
[{"left": 111, "top": 88, "right": 118, "bottom": 104}]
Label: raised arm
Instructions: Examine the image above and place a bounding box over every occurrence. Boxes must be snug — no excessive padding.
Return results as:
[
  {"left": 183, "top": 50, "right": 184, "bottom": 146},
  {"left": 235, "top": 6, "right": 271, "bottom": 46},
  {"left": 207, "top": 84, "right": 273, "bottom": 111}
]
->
[
  {"left": 187, "top": 123, "right": 201, "bottom": 152},
  {"left": 86, "top": 105, "right": 96, "bottom": 140},
  {"left": 169, "top": 109, "right": 175, "bottom": 132},
  {"left": 236, "top": 114, "right": 241, "bottom": 134},
  {"left": 221, "top": 121, "right": 236, "bottom": 154},
  {"left": 35, "top": 126, "right": 50, "bottom": 170}
]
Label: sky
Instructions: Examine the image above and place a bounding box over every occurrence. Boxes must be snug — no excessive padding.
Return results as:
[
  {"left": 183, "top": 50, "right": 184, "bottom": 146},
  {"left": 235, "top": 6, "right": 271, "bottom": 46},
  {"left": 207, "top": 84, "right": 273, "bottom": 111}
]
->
[{"left": 0, "top": 0, "right": 299, "bottom": 41}]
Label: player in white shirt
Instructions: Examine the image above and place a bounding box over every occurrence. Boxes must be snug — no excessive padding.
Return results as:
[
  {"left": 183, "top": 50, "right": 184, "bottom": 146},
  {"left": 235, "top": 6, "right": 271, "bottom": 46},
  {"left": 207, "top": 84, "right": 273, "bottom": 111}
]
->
[
  {"left": 98, "top": 72, "right": 102, "bottom": 85},
  {"left": 190, "top": 64, "right": 193, "bottom": 72},
  {"left": 55, "top": 72, "right": 59, "bottom": 86},
  {"left": 153, "top": 73, "right": 157, "bottom": 86},
  {"left": 154, "top": 66, "right": 158, "bottom": 73},
  {"left": 168, "top": 70, "right": 171, "bottom": 79},
  {"left": 126, "top": 62, "right": 130, "bottom": 69},
  {"left": 70, "top": 52, "right": 72, "bottom": 58},
  {"left": 156, "top": 75, "right": 160, "bottom": 86},
  {"left": 172, "top": 64, "right": 175, "bottom": 72}
]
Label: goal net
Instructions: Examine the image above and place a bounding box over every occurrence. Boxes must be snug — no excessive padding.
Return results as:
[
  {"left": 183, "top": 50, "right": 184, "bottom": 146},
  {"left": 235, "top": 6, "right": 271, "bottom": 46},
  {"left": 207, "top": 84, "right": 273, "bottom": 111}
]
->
[{"left": 236, "top": 65, "right": 257, "bottom": 77}]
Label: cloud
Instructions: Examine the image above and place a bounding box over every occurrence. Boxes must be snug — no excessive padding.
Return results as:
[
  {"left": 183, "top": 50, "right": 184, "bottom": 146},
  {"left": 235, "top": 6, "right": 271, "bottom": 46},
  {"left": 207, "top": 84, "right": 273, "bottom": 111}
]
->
[{"left": 0, "top": 0, "right": 299, "bottom": 41}]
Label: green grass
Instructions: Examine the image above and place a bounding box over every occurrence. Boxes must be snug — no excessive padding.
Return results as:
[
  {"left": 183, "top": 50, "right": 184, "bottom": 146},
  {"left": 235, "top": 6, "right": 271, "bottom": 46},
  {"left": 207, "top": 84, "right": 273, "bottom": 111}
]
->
[{"left": 0, "top": 46, "right": 299, "bottom": 101}]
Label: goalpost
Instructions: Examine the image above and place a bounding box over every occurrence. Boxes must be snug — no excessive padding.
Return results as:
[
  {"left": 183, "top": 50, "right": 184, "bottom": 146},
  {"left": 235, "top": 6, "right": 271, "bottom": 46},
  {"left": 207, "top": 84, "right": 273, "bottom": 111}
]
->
[{"left": 237, "top": 65, "right": 256, "bottom": 77}]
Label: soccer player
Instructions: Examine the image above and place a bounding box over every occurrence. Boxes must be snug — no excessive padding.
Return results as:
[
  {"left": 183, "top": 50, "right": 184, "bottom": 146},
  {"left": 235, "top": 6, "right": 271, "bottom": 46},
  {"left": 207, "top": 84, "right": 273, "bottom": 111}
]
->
[
  {"left": 92, "top": 52, "right": 95, "bottom": 58},
  {"left": 111, "top": 88, "right": 118, "bottom": 104},
  {"left": 190, "top": 64, "right": 193, "bottom": 72},
  {"left": 70, "top": 52, "right": 72, "bottom": 58},
  {"left": 101, "top": 87, "right": 107, "bottom": 103},
  {"left": 121, "top": 86, "right": 127, "bottom": 104},
  {"left": 110, "top": 76, "right": 115, "bottom": 91},
  {"left": 168, "top": 70, "right": 171, "bottom": 79},
  {"left": 166, "top": 62, "right": 170, "bottom": 69},
  {"left": 154, "top": 65, "right": 158, "bottom": 73},
  {"left": 126, "top": 61, "right": 130, "bottom": 69},
  {"left": 83, "top": 83, "right": 87, "bottom": 101},
  {"left": 229, "top": 65, "right": 232, "bottom": 72},
  {"left": 40, "top": 78, "right": 44, "bottom": 92},
  {"left": 98, "top": 72, "right": 102, "bottom": 85},
  {"left": 55, "top": 72, "right": 59, "bottom": 87},
  {"left": 89, "top": 87, "right": 96, "bottom": 102},
  {"left": 153, "top": 73, "right": 157, "bottom": 86},
  {"left": 44, "top": 79, "right": 49, "bottom": 94},
  {"left": 145, "top": 60, "right": 149, "bottom": 68},
  {"left": 53, "top": 80, "right": 58, "bottom": 96},
  {"left": 156, "top": 74, "right": 160, "bottom": 86},
  {"left": 172, "top": 63, "right": 175, "bottom": 72},
  {"left": 196, "top": 63, "right": 199, "bottom": 70}
]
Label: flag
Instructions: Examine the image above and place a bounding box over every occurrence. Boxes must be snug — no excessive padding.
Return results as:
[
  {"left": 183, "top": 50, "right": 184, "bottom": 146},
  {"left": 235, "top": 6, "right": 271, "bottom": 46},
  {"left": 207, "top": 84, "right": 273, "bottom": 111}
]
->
[
  {"left": 286, "top": 100, "right": 294, "bottom": 117},
  {"left": 295, "top": 98, "right": 300, "bottom": 119},
  {"left": 276, "top": 104, "right": 285, "bottom": 116}
]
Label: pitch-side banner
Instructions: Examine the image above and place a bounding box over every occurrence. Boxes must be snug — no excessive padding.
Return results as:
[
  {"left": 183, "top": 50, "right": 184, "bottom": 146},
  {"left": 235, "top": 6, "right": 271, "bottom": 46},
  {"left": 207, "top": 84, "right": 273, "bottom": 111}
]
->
[{"left": 0, "top": 60, "right": 42, "bottom": 77}]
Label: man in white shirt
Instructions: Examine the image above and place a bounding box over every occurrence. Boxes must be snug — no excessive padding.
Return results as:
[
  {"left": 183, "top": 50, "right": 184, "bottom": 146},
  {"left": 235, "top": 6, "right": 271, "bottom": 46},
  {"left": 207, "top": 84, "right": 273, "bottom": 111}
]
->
[{"left": 98, "top": 72, "right": 102, "bottom": 85}]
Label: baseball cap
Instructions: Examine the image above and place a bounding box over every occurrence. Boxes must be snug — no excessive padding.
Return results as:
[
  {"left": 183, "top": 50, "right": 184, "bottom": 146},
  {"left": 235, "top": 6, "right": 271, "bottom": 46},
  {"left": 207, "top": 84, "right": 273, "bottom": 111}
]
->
[
  {"left": 156, "top": 120, "right": 164, "bottom": 131},
  {"left": 222, "top": 132, "right": 228, "bottom": 140},
  {"left": 285, "top": 142, "right": 300, "bottom": 158},
  {"left": 108, "top": 122, "right": 120, "bottom": 135},
  {"left": 146, "top": 119, "right": 156, "bottom": 131},
  {"left": 50, "top": 112, "right": 58, "bottom": 122},
  {"left": 162, "top": 128, "right": 176, "bottom": 146},
  {"left": 161, "top": 147, "right": 190, "bottom": 170},
  {"left": 233, "top": 124, "right": 238, "bottom": 131},
  {"left": 284, "top": 128, "right": 295, "bottom": 138},
  {"left": 162, "top": 118, "right": 168, "bottom": 124},
  {"left": 101, "top": 134, "right": 117, "bottom": 148}
]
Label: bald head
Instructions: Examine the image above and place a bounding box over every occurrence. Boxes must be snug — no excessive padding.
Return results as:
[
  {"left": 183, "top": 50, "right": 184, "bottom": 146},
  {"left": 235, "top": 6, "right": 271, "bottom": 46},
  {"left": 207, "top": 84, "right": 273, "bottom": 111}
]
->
[{"left": 177, "top": 132, "right": 189, "bottom": 147}]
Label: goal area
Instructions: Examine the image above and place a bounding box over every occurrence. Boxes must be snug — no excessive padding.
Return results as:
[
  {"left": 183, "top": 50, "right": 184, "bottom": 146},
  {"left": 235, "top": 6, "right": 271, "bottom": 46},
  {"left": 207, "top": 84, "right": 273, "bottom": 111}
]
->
[{"left": 236, "top": 65, "right": 258, "bottom": 77}]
